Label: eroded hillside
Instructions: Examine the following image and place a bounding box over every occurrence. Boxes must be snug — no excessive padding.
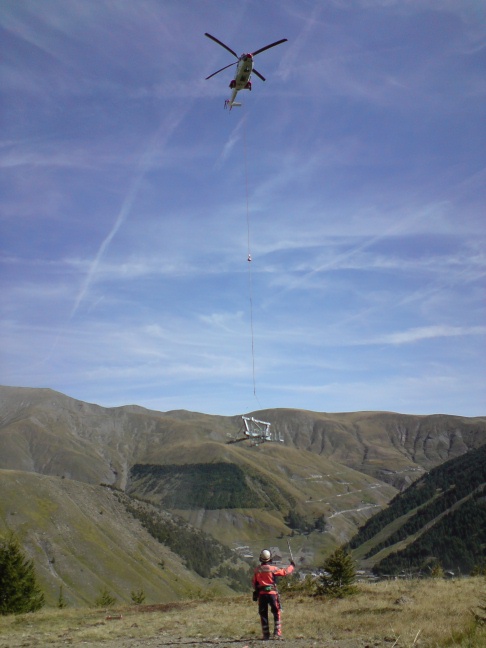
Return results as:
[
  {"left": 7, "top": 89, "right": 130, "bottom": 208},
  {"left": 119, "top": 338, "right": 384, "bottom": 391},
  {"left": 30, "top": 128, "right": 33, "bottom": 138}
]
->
[{"left": 1, "top": 385, "right": 485, "bottom": 601}]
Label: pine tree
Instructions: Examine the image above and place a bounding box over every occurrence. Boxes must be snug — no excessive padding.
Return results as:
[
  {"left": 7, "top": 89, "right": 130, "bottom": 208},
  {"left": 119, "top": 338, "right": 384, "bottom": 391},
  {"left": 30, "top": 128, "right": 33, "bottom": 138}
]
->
[
  {"left": 316, "top": 546, "right": 357, "bottom": 598},
  {"left": 430, "top": 562, "right": 444, "bottom": 578},
  {"left": 0, "top": 533, "right": 45, "bottom": 615},
  {"left": 130, "top": 588, "right": 146, "bottom": 604},
  {"left": 94, "top": 587, "right": 117, "bottom": 607}
]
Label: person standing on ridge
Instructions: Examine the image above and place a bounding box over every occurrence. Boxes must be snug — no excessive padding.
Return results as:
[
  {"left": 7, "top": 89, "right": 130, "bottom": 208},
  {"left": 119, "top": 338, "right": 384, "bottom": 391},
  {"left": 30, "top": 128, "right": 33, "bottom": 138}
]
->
[{"left": 252, "top": 548, "right": 295, "bottom": 640}]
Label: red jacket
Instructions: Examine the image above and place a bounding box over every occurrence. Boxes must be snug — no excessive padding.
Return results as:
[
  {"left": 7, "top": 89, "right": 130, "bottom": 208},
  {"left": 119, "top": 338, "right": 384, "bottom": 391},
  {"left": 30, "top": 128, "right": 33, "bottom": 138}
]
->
[{"left": 252, "top": 562, "right": 294, "bottom": 595}]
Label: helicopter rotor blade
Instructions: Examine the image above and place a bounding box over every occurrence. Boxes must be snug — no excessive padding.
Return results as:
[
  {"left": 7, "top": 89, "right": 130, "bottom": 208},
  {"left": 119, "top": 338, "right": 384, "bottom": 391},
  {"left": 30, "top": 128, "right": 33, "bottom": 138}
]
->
[
  {"left": 205, "top": 61, "right": 237, "bottom": 80},
  {"left": 205, "top": 33, "right": 239, "bottom": 59},
  {"left": 253, "top": 68, "right": 266, "bottom": 82},
  {"left": 251, "top": 38, "right": 287, "bottom": 57}
]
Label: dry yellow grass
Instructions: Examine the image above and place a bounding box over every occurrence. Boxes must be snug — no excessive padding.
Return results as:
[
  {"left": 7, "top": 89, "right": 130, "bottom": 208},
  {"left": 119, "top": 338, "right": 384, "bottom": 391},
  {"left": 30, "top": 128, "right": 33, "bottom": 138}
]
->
[
  {"left": 283, "top": 577, "right": 486, "bottom": 646},
  {"left": 0, "top": 577, "right": 484, "bottom": 647}
]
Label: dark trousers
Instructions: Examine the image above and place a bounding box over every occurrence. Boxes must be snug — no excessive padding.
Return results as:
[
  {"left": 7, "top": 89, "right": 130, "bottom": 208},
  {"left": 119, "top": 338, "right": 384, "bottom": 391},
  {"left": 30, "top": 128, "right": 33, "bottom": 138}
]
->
[{"left": 258, "top": 592, "right": 281, "bottom": 638}]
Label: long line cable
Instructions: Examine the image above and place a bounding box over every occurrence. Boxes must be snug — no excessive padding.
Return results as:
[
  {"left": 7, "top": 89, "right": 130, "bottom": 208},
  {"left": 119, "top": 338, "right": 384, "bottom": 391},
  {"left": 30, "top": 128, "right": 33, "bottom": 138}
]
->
[{"left": 242, "top": 114, "right": 259, "bottom": 403}]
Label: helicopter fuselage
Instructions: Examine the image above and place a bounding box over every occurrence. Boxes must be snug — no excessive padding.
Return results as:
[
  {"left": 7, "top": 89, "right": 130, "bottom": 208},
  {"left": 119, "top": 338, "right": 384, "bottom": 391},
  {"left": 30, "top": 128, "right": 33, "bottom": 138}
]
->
[
  {"left": 225, "top": 54, "right": 253, "bottom": 109},
  {"left": 230, "top": 54, "right": 254, "bottom": 90}
]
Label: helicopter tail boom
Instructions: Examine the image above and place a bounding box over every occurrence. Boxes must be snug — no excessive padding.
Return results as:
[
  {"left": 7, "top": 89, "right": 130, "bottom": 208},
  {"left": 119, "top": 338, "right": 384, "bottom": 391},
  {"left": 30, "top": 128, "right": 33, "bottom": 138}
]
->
[{"left": 224, "top": 100, "right": 242, "bottom": 110}]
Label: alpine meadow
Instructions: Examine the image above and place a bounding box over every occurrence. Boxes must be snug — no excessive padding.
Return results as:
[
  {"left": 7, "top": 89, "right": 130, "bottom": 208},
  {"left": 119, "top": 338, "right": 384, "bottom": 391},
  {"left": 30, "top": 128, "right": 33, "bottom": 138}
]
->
[{"left": 0, "top": 386, "right": 485, "bottom": 646}]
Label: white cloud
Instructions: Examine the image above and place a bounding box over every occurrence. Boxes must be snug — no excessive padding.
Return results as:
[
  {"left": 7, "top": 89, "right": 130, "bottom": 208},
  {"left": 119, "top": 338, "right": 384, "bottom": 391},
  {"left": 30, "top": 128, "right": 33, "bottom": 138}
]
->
[{"left": 373, "top": 325, "right": 486, "bottom": 346}]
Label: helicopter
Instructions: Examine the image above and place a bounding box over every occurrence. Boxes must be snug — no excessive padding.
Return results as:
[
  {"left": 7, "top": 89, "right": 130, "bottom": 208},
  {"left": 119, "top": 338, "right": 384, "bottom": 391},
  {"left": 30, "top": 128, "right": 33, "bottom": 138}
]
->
[{"left": 204, "top": 33, "right": 287, "bottom": 109}]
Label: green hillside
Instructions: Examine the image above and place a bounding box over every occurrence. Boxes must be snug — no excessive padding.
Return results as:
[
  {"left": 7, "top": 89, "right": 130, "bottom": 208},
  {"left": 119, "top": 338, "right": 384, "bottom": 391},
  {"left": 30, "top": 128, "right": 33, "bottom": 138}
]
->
[
  {"left": 128, "top": 462, "right": 290, "bottom": 510},
  {"left": 0, "top": 470, "right": 252, "bottom": 606},
  {"left": 1, "top": 386, "right": 485, "bottom": 605},
  {"left": 374, "top": 490, "right": 486, "bottom": 575},
  {"left": 126, "top": 440, "right": 397, "bottom": 563},
  {"left": 348, "top": 444, "right": 486, "bottom": 574}
]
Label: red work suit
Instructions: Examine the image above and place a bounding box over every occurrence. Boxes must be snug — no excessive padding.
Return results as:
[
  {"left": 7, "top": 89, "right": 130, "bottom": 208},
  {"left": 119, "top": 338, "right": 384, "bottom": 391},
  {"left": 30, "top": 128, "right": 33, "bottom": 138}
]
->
[{"left": 252, "top": 562, "right": 294, "bottom": 639}]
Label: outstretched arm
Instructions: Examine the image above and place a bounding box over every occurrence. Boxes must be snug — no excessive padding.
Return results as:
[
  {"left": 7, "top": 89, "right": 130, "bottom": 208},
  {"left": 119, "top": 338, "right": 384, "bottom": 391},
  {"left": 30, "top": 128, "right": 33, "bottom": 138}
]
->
[{"left": 275, "top": 563, "right": 295, "bottom": 577}]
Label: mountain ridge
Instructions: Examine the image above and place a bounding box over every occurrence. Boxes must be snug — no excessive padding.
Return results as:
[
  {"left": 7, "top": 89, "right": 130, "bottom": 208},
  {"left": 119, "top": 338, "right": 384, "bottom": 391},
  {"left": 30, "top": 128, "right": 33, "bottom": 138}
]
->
[
  {"left": 2, "top": 386, "right": 485, "bottom": 490},
  {"left": 1, "top": 385, "right": 485, "bottom": 603}
]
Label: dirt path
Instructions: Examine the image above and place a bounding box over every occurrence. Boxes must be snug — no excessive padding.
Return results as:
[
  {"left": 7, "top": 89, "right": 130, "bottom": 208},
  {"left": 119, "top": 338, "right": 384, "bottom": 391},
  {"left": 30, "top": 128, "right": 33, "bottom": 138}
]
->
[{"left": 0, "top": 635, "right": 379, "bottom": 648}]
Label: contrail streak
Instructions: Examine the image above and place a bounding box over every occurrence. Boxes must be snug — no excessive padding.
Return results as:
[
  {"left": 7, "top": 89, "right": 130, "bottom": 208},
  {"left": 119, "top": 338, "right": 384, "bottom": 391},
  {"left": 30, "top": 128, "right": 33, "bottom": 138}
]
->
[
  {"left": 70, "top": 112, "right": 184, "bottom": 319},
  {"left": 70, "top": 164, "right": 144, "bottom": 318}
]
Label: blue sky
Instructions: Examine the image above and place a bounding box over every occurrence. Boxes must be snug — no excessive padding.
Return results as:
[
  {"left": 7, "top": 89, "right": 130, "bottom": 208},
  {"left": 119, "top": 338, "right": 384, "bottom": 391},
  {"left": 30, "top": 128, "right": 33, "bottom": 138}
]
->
[{"left": 1, "top": 0, "right": 485, "bottom": 417}]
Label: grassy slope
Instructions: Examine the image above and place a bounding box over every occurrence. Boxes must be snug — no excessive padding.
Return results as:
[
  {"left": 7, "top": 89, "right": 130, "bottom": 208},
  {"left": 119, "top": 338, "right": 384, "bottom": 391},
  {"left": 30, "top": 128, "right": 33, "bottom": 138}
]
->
[
  {"left": 0, "top": 578, "right": 484, "bottom": 647},
  {"left": 0, "top": 470, "right": 219, "bottom": 606},
  {"left": 145, "top": 442, "right": 397, "bottom": 564},
  {"left": 1, "top": 386, "right": 485, "bottom": 592}
]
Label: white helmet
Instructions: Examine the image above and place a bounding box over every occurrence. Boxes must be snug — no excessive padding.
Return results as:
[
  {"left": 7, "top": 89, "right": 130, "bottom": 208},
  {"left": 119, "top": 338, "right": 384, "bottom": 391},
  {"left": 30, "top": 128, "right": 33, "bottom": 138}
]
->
[{"left": 259, "top": 549, "right": 272, "bottom": 563}]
